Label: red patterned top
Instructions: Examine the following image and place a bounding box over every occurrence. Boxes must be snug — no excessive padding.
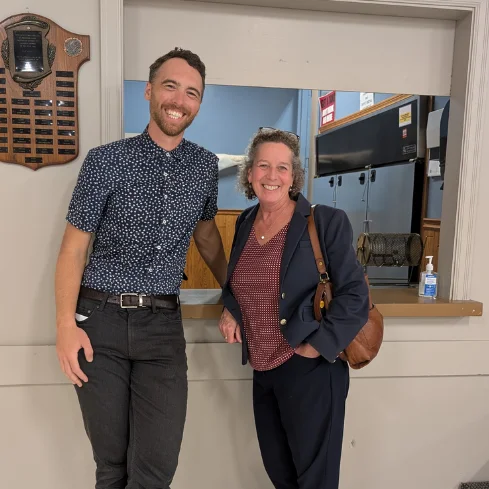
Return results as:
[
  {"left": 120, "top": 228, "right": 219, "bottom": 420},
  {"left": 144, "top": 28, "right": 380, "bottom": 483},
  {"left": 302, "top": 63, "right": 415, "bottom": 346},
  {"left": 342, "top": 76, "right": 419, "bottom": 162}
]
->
[{"left": 230, "top": 224, "right": 294, "bottom": 371}]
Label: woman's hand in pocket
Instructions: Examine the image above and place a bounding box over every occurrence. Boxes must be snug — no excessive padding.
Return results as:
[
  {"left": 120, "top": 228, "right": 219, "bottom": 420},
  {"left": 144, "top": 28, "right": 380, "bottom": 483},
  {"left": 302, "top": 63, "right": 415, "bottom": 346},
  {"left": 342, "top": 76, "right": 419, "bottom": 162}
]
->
[
  {"left": 295, "top": 343, "right": 321, "bottom": 358},
  {"left": 56, "top": 321, "right": 94, "bottom": 387}
]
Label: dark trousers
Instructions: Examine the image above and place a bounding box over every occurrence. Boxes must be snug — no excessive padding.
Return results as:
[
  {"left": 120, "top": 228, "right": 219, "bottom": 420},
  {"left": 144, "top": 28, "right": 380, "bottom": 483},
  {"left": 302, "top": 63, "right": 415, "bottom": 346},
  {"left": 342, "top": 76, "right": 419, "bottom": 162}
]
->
[
  {"left": 253, "top": 354, "right": 349, "bottom": 489},
  {"left": 74, "top": 296, "right": 188, "bottom": 489}
]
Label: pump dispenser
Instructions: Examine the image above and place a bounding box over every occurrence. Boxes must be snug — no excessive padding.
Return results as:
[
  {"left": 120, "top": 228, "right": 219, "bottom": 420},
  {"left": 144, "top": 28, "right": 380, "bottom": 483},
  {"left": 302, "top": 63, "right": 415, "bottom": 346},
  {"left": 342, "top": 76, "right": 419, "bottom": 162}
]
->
[{"left": 418, "top": 255, "right": 438, "bottom": 298}]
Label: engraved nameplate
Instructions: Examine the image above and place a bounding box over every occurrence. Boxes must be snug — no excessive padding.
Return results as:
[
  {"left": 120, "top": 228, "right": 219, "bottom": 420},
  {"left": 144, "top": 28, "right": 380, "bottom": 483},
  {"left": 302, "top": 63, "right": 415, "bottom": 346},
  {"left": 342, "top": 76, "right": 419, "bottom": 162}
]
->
[
  {"left": 35, "top": 128, "right": 53, "bottom": 135},
  {"left": 13, "top": 147, "right": 31, "bottom": 153},
  {"left": 35, "top": 119, "right": 53, "bottom": 125},
  {"left": 58, "top": 148, "right": 76, "bottom": 155},
  {"left": 12, "top": 108, "right": 30, "bottom": 115},
  {"left": 57, "top": 110, "right": 74, "bottom": 117},
  {"left": 12, "top": 98, "right": 29, "bottom": 105},
  {"left": 56, "top": 90, "right": 74, "bottom": 98},
  {"left": 56, "top": 81, "right": 74, "bottom": 88},
  {"left": 56, "top": 71, "right": 74, "bottom": 78},
  {"left": 35, "top": 99, "right": 53, "bottom": 107},
  {"left": 57, "top": 119, "right": 75, "bottom": 127},
  {"left": 58, "top": 130, "right": 75, "bottom": 136},
  {"left": 12, "top": 118, "right": 30, "bottom": 124},
  {"left": 36, "top": 148, "right": 53, "bottom": 154},
  {"left": 13, "top": 137, "right": 31, "bottom": 144},
  {"left": 58, "top": 139, "right": 75, "bottom": 145},
  {"left": 57, "top": 100, "right": 74, "bottom": 107},
  {"left": 26, "top": 157, "right": 43, "bottom": 163},
  {"left": 23, "top": 91, "right": 41, "bottom": 97},
  {"left": 57, "top": 119, "right": 75, "bottom": 126},
  {"left": 36, "top": 138, "right": 53, "bottom": 144},
  {"left": 35, "top": 109, "right": 52, "bottom": 116},
  {"left": 13, "top": 127, "right": 31, "bottom": 134}
]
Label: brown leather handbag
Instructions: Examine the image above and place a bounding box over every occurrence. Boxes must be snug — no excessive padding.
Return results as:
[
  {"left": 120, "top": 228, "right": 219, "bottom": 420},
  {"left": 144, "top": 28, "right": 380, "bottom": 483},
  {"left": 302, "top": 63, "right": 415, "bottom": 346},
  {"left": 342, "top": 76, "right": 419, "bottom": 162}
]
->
[{"left": 307, "top": 206, "right": 384, "bottom": 370}]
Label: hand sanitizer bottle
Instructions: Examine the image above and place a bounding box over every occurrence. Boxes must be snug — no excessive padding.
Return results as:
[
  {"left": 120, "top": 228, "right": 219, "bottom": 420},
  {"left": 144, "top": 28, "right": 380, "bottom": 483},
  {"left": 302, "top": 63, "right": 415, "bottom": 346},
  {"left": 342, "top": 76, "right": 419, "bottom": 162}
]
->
[{"left": 419, "top": 256, "right": 437, "bottom": 298}]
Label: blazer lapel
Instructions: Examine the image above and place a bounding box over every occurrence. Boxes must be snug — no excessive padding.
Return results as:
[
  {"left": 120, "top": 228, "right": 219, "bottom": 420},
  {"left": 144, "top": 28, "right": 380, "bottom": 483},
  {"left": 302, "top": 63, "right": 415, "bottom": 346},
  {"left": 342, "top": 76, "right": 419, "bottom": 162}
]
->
[
  {"left": 279, "top": 194, "right": 312, "bottom": 286},
  {"left": 225, "top": 206, "right": 258, "bottom": 283},
  {"left": 279, "top": 211, "right": 308, "bottom": 286}
]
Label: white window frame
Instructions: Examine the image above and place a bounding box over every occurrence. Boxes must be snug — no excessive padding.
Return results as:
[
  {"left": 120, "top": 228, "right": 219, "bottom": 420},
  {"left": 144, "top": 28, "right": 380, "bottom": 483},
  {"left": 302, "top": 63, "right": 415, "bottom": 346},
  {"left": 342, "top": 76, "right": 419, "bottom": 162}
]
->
[{"left": 99, "top": 0, "right": 489, "bottom": 302}]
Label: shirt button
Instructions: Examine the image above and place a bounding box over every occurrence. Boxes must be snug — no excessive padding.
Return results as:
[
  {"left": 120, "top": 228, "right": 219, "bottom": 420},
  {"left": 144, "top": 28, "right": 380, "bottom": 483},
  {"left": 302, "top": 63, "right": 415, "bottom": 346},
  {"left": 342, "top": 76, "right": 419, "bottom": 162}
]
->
[
  {"left": 163, "top": 172, "right": 168, "bottom": 177},
  {"left": 156, "top": 245, "right": 161, "bottom": 250},
  {"left": 280, "top": 319, "right": 287, "bottom": 325},
  {"left": 148, "top": 268, "right": 153, "bottom": 272},
  {"left": 164, "top": 194, "right": 168, "bottom": 199},
  {"left": 162, "top": 220, "right": 167, "bottom": 225},
  {"left": 281, "top": 293, "right": 286, "bottom": 299}
]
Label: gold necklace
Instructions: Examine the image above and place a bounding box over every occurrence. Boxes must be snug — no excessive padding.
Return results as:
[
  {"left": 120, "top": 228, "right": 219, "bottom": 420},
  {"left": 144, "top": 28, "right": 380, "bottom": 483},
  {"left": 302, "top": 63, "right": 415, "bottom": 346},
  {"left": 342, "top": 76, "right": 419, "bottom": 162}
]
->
[{"left": 257, "top": 204, "right": 291, "bottom": 240}]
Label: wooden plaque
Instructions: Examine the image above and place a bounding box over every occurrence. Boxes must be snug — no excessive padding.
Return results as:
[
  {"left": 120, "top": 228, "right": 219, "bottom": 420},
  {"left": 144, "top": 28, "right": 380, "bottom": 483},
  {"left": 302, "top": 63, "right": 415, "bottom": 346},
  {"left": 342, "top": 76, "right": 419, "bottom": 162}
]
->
[{"left": 0, "top": 13, "right": 89, "bottom": 171}]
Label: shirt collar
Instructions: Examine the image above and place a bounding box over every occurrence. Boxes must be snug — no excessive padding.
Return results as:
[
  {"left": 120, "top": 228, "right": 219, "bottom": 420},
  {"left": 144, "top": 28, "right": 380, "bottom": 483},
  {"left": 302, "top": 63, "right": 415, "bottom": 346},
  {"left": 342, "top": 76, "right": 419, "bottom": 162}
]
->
[{"left": 140, "top": 125, "right": 186, "bottom": 161}]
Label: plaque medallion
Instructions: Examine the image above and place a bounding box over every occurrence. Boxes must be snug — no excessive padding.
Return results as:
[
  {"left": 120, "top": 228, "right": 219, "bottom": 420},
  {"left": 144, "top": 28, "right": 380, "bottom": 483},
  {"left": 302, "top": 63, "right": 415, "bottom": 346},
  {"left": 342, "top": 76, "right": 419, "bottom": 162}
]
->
[
  {"left": 64, "top": 37, "right": 82, "bottom": 57},
  {"left": 0, "top": 13, "right": 90, "bottom": 170}
]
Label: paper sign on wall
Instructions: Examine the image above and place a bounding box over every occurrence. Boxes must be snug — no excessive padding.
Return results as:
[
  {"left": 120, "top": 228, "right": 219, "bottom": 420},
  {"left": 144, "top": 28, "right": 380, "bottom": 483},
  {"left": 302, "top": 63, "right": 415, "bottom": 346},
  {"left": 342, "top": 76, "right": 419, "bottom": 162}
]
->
[
  {"left": 319, "top": 91, "right": 336, "bottom": 126},
  {"left": 360, "top": 92, "right": 374, "bottom": 110},
  {"left": 399, "top": 104, "right": 412, "bottom": 127}
]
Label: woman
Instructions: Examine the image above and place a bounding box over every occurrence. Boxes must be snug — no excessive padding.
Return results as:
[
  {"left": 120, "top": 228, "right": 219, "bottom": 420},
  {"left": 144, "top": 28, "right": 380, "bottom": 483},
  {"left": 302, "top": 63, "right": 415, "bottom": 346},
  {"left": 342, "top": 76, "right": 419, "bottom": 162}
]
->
[{"left": 219, "top": 127, "right": 369, "bottom": 489}]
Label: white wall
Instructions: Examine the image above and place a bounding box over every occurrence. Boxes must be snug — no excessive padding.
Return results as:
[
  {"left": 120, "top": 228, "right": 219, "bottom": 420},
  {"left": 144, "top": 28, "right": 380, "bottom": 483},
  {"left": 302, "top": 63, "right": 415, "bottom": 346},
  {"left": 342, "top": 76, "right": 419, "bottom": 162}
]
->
[
  {"left": 2, "top": 1, "right": 489, "bottom": 488},
  {"left": 124, "top": 0, "right": 455, "bottom": 95}
]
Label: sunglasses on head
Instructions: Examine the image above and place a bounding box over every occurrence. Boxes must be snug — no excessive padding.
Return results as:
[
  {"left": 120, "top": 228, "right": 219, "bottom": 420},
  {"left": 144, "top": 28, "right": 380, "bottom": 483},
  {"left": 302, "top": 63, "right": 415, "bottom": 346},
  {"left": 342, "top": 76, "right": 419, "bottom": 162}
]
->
[{"left": 258, "top": 126, "right": 300, "bottom": 141}]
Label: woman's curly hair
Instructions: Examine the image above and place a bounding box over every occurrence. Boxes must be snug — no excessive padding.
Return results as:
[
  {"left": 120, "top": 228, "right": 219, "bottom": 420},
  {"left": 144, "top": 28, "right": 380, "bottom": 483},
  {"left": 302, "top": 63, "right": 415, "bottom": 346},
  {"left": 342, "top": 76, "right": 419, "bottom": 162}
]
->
[{"left": 237, "top": 128, "right": 305, "bottom": 200}]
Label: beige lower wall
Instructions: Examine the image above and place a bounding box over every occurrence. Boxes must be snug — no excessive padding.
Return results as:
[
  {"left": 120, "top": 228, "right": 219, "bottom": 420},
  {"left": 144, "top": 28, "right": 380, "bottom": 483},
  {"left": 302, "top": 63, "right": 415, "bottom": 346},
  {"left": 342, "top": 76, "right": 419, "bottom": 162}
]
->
[{"left": 2, "top": 346, "right": 489, "bottom": 489}]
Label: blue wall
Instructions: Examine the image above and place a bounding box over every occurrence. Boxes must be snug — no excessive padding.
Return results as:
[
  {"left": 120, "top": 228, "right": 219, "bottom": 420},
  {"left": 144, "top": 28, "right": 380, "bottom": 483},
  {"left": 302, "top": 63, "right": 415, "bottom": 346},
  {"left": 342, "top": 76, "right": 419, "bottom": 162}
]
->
[
  {"left": 124, "top": 82, "right": 308, "bottom": 209},
  {"left": 124, "top": 82, "right": 446, "bottom": 218}
]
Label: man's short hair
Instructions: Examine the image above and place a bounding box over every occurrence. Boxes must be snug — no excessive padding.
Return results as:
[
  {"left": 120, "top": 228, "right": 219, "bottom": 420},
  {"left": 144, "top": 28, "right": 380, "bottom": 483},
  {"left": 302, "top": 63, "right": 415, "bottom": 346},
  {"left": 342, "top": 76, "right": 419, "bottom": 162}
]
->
[{"left": 149, "top": 47, "right": 206, "bottom": 99}]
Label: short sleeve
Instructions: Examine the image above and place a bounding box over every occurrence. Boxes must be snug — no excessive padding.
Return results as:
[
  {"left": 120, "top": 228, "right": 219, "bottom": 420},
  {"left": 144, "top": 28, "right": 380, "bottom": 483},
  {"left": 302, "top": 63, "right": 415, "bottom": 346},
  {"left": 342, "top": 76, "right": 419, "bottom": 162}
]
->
[
  {"left": 200, "top": 155, "right": 219, "bottom": 221},
  {"left": 66, "top": 148, "right": 113, "bottom": 233}
]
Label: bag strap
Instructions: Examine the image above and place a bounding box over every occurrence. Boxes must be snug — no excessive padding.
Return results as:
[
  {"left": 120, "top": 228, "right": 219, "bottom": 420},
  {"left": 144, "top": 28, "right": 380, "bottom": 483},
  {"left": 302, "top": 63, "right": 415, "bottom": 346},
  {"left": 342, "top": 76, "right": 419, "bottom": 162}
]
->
[{"left": 307, "top": 205, "right": 330, "bottom": 283}]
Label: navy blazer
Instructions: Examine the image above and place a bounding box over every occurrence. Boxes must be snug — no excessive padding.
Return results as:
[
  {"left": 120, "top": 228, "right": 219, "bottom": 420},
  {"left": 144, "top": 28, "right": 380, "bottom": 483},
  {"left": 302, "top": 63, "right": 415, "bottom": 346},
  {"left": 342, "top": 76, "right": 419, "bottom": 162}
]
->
[{"left": 221, "top": 193, "right": 370, "bottom": 365}]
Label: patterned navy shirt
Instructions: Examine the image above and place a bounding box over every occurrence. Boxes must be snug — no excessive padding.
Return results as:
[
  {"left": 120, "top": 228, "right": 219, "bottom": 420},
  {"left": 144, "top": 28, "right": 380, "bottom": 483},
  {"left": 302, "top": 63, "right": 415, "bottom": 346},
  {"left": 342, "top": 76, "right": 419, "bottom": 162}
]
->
[{"left": 67, "top": 128, "right": 219, "bottom": 295}]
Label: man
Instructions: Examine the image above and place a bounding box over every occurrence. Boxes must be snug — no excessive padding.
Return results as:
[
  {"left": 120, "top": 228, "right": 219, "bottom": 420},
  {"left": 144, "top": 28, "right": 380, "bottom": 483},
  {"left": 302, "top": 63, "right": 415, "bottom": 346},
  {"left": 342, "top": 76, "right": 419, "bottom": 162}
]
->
[{"left": 55, "top": 48, "right": 227, "bottom": 489}]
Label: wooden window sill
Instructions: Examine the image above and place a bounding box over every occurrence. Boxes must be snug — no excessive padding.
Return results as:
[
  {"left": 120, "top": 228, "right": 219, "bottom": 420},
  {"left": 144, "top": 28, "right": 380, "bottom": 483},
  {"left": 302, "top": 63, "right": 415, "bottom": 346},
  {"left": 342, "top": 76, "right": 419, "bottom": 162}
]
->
[{"left": 179, "top": 288, "right": 482, "bottom": 320}]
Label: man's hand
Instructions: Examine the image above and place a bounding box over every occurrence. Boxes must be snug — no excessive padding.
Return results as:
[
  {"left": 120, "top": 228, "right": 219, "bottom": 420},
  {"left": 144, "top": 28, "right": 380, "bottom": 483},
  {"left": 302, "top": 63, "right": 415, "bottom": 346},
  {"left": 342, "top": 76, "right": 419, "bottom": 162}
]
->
[
  {"left": 56, "top": 323, "right": 93, "bottom": 387},
  {"left": 219, "top": 308, "right": 242, "bottom": 344},
  {"left": 294, "top": 343, "right": 320, "bottom": 358}
]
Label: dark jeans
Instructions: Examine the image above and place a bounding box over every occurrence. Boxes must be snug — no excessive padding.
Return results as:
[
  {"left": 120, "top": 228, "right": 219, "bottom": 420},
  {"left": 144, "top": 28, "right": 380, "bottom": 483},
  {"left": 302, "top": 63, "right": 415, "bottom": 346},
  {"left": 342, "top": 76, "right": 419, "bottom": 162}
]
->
[
  {"left": 74, "top": 296, "right": 188, "bottom": 489},
  {"left": 253, "top": 354, "right": 349, "bottom": 489}
]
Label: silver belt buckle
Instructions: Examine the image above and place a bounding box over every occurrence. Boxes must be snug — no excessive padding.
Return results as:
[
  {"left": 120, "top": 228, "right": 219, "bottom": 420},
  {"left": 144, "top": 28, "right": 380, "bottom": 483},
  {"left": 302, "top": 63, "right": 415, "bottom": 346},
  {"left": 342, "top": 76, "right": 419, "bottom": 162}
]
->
[{"left": 120, "top": 293, "right": 146, "bottom": 308}]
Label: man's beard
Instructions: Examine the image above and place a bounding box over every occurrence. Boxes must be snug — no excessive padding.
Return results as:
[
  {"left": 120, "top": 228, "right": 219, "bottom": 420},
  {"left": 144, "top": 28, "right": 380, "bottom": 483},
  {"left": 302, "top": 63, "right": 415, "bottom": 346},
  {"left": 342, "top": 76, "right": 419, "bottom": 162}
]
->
[{"left": 151, "top": 103, "right": 196, "bottom": 137}]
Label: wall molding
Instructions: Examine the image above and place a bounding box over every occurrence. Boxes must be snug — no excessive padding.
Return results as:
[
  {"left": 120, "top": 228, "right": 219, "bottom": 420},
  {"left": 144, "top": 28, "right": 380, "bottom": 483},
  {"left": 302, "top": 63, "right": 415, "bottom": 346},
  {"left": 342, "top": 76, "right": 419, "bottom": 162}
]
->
[
  {"left": 1, "top": 342, "right": 489, "bottom": 386},
  {"left": 100, "top": 0, "right": 124, "bottom": 144}
]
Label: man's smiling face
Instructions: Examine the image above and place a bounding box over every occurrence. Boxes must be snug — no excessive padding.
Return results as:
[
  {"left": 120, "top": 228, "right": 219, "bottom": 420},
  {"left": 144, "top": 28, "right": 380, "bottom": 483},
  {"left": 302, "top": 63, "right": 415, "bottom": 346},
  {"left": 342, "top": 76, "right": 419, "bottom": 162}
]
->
[{"left": 145, "top": 57, "right": 203, "bottom": 137}]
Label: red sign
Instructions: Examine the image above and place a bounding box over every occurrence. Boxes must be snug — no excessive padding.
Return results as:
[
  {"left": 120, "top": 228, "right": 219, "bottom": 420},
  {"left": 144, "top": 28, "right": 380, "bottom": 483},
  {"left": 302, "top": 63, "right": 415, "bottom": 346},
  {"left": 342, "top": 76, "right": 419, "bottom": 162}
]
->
[{"left": 319, "top": 91, "right": 336, "bottom": 126}]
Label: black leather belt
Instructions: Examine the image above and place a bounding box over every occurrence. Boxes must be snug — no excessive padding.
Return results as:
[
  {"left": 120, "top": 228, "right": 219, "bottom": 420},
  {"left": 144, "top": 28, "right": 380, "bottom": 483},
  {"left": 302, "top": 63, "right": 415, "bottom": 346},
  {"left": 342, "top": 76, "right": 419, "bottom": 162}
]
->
[{"left": 79, "top": 286, "right": 178, "bottom": 310}]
